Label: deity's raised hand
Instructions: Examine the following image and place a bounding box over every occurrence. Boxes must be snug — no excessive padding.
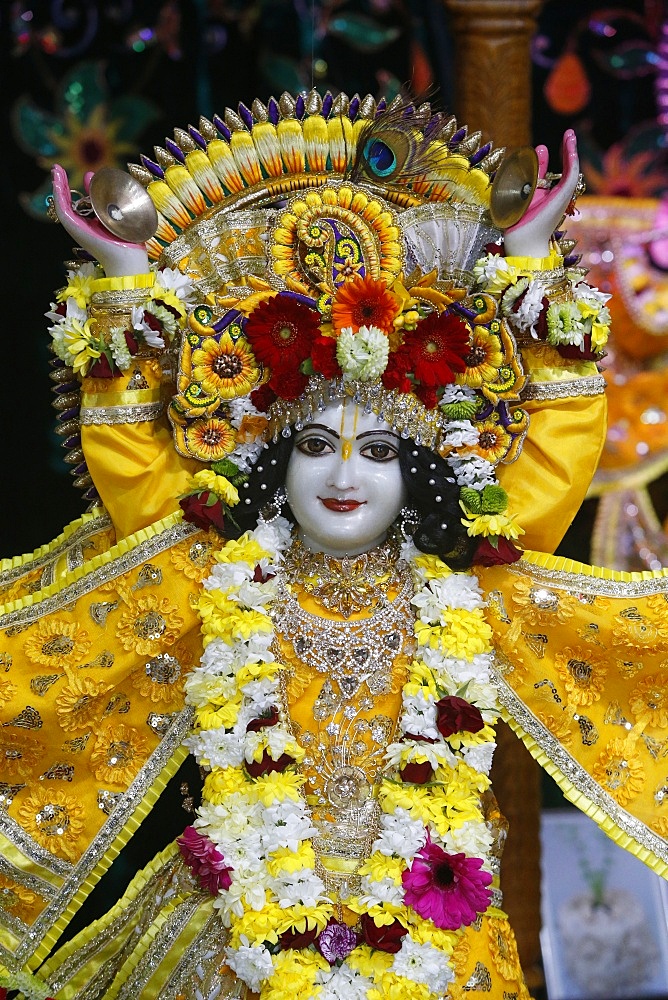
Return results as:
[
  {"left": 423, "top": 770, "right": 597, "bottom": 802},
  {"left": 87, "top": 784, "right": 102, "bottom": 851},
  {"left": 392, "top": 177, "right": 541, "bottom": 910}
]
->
[
  {"left": 504, "top": 129, "right": 580, "bottom": 259},
  {"left": 50, "top": 164, "right": 150, "bottom": 277}
]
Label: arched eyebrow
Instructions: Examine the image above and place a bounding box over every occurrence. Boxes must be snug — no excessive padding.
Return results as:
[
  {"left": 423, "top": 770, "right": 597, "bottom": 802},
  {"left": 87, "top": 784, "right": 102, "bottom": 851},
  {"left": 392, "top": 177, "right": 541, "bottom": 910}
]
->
[
  {"left": 298, "top": 423, "right": 340, "bottom": 438},
  {"left": 357, "top": 430, "right": 400, "bottom": 441}
]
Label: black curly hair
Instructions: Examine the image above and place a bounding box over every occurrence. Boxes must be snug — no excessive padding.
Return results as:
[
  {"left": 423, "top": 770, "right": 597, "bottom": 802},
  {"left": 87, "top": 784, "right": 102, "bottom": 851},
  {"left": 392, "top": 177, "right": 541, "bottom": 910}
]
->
[{"left": 230, "top": 431, "right": 475, "bottom": 570}]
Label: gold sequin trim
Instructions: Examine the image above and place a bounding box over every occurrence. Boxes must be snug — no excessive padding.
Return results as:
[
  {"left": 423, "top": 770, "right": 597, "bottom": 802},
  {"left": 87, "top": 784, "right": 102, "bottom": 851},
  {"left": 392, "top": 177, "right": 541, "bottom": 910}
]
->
[
  {"left": 0, "top": 513, "right": 111, "bottom": 587},
  {"left": 509, "top": 558, "right": 668, "bottom": 599},
  {"left": 79, "top": 401, "right": 165, "bottom": 425},
  {"left": 521, "top": 375, "right": 606, "bottom": 400}
]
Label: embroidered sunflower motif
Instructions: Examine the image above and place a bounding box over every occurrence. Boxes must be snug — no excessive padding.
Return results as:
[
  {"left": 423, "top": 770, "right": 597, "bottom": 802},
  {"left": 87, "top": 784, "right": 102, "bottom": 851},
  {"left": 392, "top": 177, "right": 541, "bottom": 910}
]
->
[
  {"left": 471, "top": 420, "right": 512, "bottom": 465},
  {"left": 486, "top": 917, "right": 522, "bottom": 982},
  {"left": 0, "top": 874, "right": 41, "bottom": 924},
  {"left": 611, "top": 607, "right": 668, "bottom": 654},
  {"left": 555, "top": 645, "right": 608, "bottom": 707},
  {"left": 116, "top": 595, "right": 183, "bottom": 657},
  {"left": 17, "top": 787, "right": 85, "bottom": 861},
  {"left": 536, "top": 710, "right": 574, "bottom": 747},
  {"left": 169, "top": 533, "right": 217, "bottom": 582},
  {"left": 23, "top": 620, "right": 91, "bottom": 669},
  {"left": 650, "top": 815, "right": 668, "bottom": 839},
  {"left": 191, "top": 332, "right": 260, "bottom": 400},
  {"left": 0, "top": 731, "right": 46, "bottom": 780},
  {"left": 592, "top": 737, "right": 645, "bottom": 805},
  {"left": 629, "top": 673, "right": 668, "bottom": 728},
  {"left": 55, "top": 675, "right": 113, "bottom": 732},
  {"left": 510, "top": 578, "right": 576, "bottom": 628},
  {"left": 131, "top": 652, "right": 185, "bottom": 706},
  {"left": 0, "top": 678, "right": 17, "bottom": 709},
  {"left": 183, "top": 416, "right": 236, "bottom": 463},
  {"left": 90, "top": 723, "right": 150, "bottom": 786}
]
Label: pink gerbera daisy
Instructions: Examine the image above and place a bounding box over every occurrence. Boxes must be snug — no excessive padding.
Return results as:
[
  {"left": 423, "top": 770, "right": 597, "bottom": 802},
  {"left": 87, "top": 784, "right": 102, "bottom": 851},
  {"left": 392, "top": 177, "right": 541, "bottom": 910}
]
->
[{"left": 402, "top": 833, "right": 492, "bottom": 930}]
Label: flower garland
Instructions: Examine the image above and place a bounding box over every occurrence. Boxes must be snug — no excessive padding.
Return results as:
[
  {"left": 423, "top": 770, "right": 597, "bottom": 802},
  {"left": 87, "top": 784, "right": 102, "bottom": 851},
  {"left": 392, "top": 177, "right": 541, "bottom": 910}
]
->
[
  {"left": 45, "top": 262, "right": 195, "bottom": 377},
  {"left": 472, "top": 252, "right": 611, "bottom": 358},
  {"left": 182, "top": 515, "right": 502, "bottom": 1000}
]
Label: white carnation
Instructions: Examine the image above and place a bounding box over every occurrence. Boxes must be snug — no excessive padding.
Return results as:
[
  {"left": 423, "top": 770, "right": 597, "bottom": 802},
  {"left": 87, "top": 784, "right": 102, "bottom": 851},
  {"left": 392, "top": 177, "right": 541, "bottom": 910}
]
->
[
  {"left": 109, "top": 327, "right": 132, "bottom": 370},
  {"left": 336, "top": 325, "right": 389, "bottom": 381},
  {"left": 252, "top": 516, "right": 293, "bottom": 556},
  {"left": 392, "top": 935, "right": 454, "bottom": 993},
  {"left": 512, "top": 277, "right": 547, "bottom": 337},
  {"left": 462, "top": 742, "right": 497, "bottom": 775},
  {"left": 448, "top": 455, "right": 496, "bottom": 489},
  {"left": 318, "top": 964, "right": 372, "bottom": 1000},
  {"left": 441, "top": 818, "right": 494, "bottom": 857},
  {"left": 443, "top": 420, "right": 479, "bottom": 448},
  {"left": 372, "top": 808, "right": 427, "bottom": 859},
  {"left": 224, "top": 940, "right": 274, "bottom": 991},
  {"left": 358, "top": 874, "right": 404, "bottom": 906},
  {"left": 270, "top": 868, "right": 326, "bottom": 908}
]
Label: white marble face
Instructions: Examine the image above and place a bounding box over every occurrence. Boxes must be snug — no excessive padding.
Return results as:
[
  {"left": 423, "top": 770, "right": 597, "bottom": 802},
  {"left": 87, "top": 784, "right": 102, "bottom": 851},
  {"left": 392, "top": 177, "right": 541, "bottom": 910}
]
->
[{"left": 285, "top": 400, "right": 408, "bottom": 557}]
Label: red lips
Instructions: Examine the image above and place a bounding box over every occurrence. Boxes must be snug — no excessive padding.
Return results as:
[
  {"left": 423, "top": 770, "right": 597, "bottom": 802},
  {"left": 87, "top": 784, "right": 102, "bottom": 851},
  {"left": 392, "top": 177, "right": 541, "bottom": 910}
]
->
[{"left": 319, "top": 497, "right": 366, "bottom": 512}]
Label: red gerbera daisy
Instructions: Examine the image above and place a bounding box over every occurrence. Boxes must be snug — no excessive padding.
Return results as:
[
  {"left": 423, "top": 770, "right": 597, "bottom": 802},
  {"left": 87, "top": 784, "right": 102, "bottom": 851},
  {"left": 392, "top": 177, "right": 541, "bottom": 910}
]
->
[
  {"left": 245, "top": 294, "right": 320, "bottom": 370},
  {"left": 311, "top": 335, "right": 341, "bottom": 378},
  {"left": 403, "top": 313, "right": 470, "bottom": 388},
  {"left": 331, "top": 274, "right": 400, "bottom": 334},
  {"left": 381, "top": 344, "right": 413, "bottom": 394},
  {"left": 402, "top": 833, "right": 492, "bottom": 930}
]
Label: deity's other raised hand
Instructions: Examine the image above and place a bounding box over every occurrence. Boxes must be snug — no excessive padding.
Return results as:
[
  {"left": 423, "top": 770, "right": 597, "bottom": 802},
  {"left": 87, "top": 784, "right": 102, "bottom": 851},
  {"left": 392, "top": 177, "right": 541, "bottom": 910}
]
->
[
  {"left": 51, "top": 164, "right": 150, "bottom": 277},
  {"left": 504, "top": 130, "right": 580, "bottom": 259}
]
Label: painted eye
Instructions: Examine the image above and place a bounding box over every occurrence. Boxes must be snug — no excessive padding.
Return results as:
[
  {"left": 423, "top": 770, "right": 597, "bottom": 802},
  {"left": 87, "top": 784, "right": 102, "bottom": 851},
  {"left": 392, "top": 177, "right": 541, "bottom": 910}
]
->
[
  {"left": 360, "top": 441, "right": 398, "bottom": 462},
  {"left": 296, "top": 436, "right": 334, "bottom": 456}
]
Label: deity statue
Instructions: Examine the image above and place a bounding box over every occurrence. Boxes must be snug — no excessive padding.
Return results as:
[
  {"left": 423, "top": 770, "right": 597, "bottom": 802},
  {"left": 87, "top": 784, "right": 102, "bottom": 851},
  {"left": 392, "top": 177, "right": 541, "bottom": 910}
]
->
[{"left": 0, "top": 93, "right": 665, "bottom": 1000}]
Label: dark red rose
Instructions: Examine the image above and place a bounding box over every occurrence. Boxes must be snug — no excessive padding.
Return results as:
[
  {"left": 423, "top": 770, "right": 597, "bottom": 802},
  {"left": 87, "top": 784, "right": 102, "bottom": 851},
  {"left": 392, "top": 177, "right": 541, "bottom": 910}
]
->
[
  {"left": 484, "top": 242, "right": 504, "bottom": 256},
  {"left": 557, "top": 333, "right": 598, "bottom": 360},
  {"left": 88, "top": 352, "right": 117, "bottom": 378},
  {"left": 399, "top": 760, "right": 434, "bottom": 784},
  {"left": 253, "top": 564, "right": 275, "bottom": 583},
  {"left": 269, "top": 368, "right": 308, "bottom": 400},
  {"left": 245, "top": 750, "right": 295, "bottom": 778},
  {"left": 152, "top": 296, "right": 182, "bottom": 320},
  {"left": 382, "top": 347, "right": 412, "bottom": 393},
  {"left": 311, "top": 335, "right": 341, "bottom": 378},
  {"left": 124, "top": 330, "right": 140, "bottom": 354},
  {"left": 435, "top": 696, "right": 485, "bottom": 738},
  {"left": 251, "top": 383, "right": 278, "bottom": 412},
  {"left": 511, "top": 290, "right": 550, "bottom": 343},
  {"left": 246, "top": 707, "right": 280, "bottom": 731},
  {"left": 179, "top": 492, "right": 226, "bottom": 533},
  {"left": 473, "top": 536, "right": 522, "bottom": 567},
  {"left": 403, "top": 732, "right": 438, "bottom": 744},
  {"left": 360, "top": 913, "right": 408, "bottom": 953},
  {"left": 279, "top": 924, "right": 319, "bottom": 950}
]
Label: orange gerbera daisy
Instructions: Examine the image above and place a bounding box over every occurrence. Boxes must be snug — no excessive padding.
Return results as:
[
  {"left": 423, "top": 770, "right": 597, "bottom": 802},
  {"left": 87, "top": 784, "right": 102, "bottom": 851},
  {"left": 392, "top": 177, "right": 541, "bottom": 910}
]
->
[{"left": 331, "top": 274, "right": 400, "bottom": 334}]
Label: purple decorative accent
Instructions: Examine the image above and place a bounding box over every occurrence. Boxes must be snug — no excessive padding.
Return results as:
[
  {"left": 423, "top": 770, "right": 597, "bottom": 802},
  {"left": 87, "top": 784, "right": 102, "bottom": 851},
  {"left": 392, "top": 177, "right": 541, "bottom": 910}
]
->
[
  {"left": 268, "top": 97, "right": 280, "bottom": 125},
  {"left": 165, "top": 138, "right": 186, "bottom": 163},
  {"left": 64, "top": 434, "right": 81, "bottom": 449},
  {"left": 53, "top": 382, "right": 79, "bottom": 395},
  {"left": 349, "top": 96, "right": 360, "bottom": 120},
  {"left": 237, "top": 103, "right": 254, "bottom": 129},
  {"left": 450, "top": 302, "right": 478, "bottom": 322},
  {"left": 281, "top": 290, "right": 320, "bottom": 309},
  {"left": 188, "top": 126, "right": 207, "bottom": 149},
  {"left": 318, "top": 921, "right": 358, "bottom": 963},
  {"left": 476, "top": 399, "right": 494, "bottom": 420},
  {"left": 322, "top": 92, "right": 333, "bottom": 118},
  {"left": 402, "top": 104, "right": 414, "bottom": 117},
  {"left": 212, "top": 114, "right": 231, "bottom": 141},
  {"left": 424, "top": 115, "right": 441, "bottom": 138},
  {"left": 83, "top": 486, "right": 100, "bottom": 501},
  {"left": 140, "top": 155, "right": 165, "bottom": 179},
  {"left": 57, "top": 407, "right": 80, "bottom": 422},
  {"left": 498, "top": 400, "right": 513, "bottom": 429},
  {"left": 470, "top": 142, "right": 492, "bottom": 165},
  {"left": 74, "top": 462, "right": 88, "bottom": 476},
  {"left": 295, "top": 94, "right": 305, "bottom": 119},
  {"left": 376, "top": 98, "right": 387, "bottom": 114},
  {"left": 564, "top": 254, "right": 582, "bottom": 267},
  {"left": 449, "top": 128, "right": 467, "bottom": 147},
  {"left": 212, "top": 309, "right": 243, "bottom": 332},
  {"left": 553, "top": 229, "right": 565, "bottom": 240}
]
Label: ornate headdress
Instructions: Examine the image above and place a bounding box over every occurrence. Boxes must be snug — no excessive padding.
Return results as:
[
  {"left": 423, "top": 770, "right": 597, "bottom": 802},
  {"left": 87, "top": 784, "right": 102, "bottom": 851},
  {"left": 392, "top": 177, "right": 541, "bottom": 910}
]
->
[{"left": 127, "top": 92, "right": 533, "bottom": 472}]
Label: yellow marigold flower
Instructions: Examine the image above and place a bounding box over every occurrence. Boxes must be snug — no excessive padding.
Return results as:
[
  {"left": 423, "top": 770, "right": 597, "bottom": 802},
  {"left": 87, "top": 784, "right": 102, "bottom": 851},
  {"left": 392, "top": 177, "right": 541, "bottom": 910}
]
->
[
  {"left": 358, "top": 853, "right": 405, "bottom": 885},
  {"left": 440, "top": 609, "right": 493, "bottom": 658},
  {"left": 152, "top": 285, "right": 187, "bottom": 318},
  {"left": 368, "top": 973, "right": 431, "bottom": 1000},
  {"left": 214, "top": 536, "right": 270, "bottom": 566},
  {"left": 403, "top": 660, "right": 439, "bottom": 699},
  {"left": 591, "top": 320, "right": 609, "bottom": 350},
  {"left": 235, "top": 661, "right": 278, "bottom": 686},
  {"left": 228, "top": 900, "right": 288, "bottom": 945},
  {"left": 348, "top": 944, "right": 393, "bottom": 977},
  {"left": 188, "top": 470, "right": 240, "bottom": 507},
  {"left": 347, "top": 899, "right": 409, "bottom": 925},
  {"left": 444, "top": 722, "right": 496, "bottom": 752},
  {"left": 409, "top": 919, "right": 458, "bottom": 953},
  {"left": 412, "top": 553, "right": 453, "bottom": 580},
  {"left": 461, "top": 510, "right": 524, "bottom": 539},
  {"left": 249, "top": 770, "right": 305, "bottom": 806},
  {"left": 196, "top": 699, "right": 241, "bottom": 730},
  {"left": 57, "top": 274, "right": 96, "bottom": 309},
  {"left": 203, "top": 767, "right": 248, "bottom": 803},
  {"left": 201, "top": 607, "right": 273, "bottom": 645},
  {"left": 267, "top": 842, "right": 316, "bottom": 875}
]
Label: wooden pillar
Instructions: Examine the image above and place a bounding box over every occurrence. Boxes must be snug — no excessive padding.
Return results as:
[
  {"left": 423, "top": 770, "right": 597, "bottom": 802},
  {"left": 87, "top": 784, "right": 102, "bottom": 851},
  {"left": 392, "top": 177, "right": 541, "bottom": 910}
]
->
[
  {"left": 443, "top": 0, "right": 542, "bottom": 148},
  {"left": 443, "top": 1, "right": 545, "bottom": 992}
]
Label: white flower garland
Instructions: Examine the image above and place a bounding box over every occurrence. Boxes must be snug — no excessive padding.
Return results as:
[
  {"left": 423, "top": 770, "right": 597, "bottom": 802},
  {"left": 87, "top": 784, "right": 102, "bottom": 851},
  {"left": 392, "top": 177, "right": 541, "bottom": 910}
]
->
[{"left": 185, "top": 512, "right": 501, "bottom": 1000}]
